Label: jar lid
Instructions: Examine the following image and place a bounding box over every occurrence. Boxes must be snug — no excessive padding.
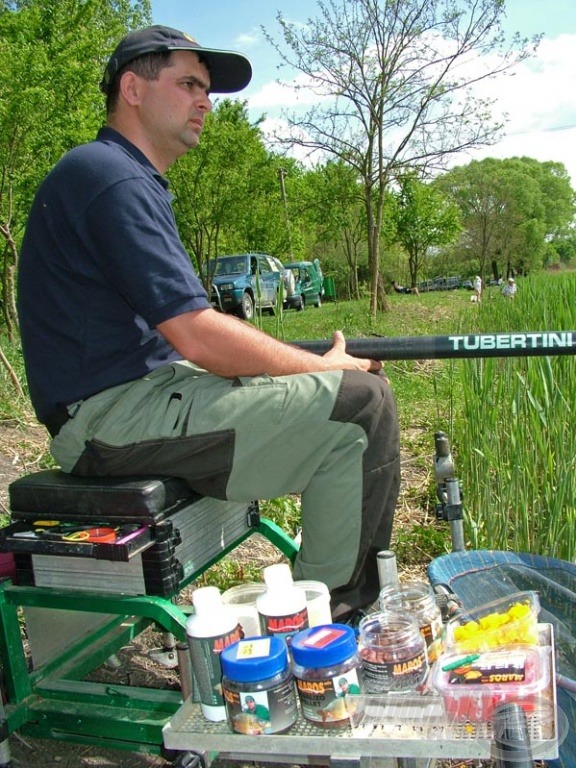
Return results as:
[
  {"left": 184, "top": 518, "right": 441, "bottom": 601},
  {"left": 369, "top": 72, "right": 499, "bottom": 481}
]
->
[
  {"left": 221, "top": 636, "right": 288, "bottom": 682},
  {"left": 291, "top": 624, "right": 357, "bottom": 667}
]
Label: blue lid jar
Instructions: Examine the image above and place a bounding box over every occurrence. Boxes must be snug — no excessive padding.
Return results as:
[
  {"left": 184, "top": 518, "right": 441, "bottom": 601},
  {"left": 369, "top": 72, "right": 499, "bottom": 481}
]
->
[
  {"left": 291, "top": 623, "right": 357, "bottom": 667},
  {"left": 220, "top": 636, "right": 297, "bottom": 734},
  {"left": 290, "top": 624, "right": 363, "bottom": 727}
]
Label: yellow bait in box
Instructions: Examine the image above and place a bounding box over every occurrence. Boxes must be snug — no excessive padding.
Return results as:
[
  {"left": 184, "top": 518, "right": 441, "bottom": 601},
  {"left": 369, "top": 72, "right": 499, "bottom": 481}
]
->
[{"left": 445, "top": 592, "right": 540, "bottom": 653}]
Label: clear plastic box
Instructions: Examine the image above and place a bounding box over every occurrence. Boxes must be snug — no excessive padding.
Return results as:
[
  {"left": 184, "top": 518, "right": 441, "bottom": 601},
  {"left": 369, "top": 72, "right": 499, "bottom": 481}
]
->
[
  {"left": 444, "top": 591, "right": 540, "bottom": 653},
  {"left": 431, "top": 644, "right": 551, "bottom": 722}
]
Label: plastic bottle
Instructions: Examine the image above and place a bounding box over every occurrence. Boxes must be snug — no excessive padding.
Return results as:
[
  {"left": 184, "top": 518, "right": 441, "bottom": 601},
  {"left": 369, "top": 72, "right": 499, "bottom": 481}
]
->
[
  {"left": 186, "top": 586, "right": 243, "bottom": 721},
  {"left": 256, "top": 563, "right": 309, "bottom": 643}
]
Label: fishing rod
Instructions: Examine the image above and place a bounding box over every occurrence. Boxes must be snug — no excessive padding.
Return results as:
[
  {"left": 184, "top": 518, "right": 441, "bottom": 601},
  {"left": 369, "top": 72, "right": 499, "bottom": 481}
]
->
[{"left": 293, "top": 329, "right": 576, "bottom": 361}]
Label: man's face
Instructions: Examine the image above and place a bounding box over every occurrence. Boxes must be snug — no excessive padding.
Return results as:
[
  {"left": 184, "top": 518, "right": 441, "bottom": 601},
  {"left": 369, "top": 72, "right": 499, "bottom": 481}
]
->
[{"left": 135, "top": 50, "right": 212, "bottom": 163}]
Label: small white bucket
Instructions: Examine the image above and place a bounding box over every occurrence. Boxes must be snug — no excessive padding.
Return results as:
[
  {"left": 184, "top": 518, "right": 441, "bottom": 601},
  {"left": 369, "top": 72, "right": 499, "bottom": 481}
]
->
[
  {"left": 221, "top": 582, "right": 266, "bottom": 637},
  {"left": 294, "top": 580, "right": 332, "bottom": 626}
]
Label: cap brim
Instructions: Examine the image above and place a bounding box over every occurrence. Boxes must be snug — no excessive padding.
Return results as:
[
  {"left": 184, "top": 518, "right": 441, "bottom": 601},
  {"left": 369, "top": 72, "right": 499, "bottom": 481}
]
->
[{"left": 168, "top": 45, "right": 252, "bottom": 93}]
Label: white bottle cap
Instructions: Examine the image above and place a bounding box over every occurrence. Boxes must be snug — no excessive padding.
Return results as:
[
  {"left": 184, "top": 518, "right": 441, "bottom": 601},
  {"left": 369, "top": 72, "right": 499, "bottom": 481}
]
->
[
  {"left": 263, "top": 562, "right": 293, "bottom": 590},
  {"left": 192, "top": 585, "right": 222, "bottom": 614}
]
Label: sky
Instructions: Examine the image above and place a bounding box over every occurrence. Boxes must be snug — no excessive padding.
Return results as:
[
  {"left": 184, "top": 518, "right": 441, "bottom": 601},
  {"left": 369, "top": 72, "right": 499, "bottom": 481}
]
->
[{"left": 150, "top": 1, "right": 576, "bottom": 184}]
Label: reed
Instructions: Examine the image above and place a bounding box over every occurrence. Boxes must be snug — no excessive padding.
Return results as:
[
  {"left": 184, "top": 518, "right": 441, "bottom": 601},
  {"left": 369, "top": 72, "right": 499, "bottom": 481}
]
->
[{"left": 454, "top": 274, "right": 576, "bottom": 560}]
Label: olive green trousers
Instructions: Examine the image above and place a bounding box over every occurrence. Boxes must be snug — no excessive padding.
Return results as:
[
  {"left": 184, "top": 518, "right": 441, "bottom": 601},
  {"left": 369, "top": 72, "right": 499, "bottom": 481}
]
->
[{"left": 52, "top": 361, "right": 400, "bottom": 621}]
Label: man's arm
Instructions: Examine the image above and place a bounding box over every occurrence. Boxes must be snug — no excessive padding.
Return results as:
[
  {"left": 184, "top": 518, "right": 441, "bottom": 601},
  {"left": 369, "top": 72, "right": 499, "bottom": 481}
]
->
[{"left": 157, "top": 307, "right": 381, "bottom": 377}]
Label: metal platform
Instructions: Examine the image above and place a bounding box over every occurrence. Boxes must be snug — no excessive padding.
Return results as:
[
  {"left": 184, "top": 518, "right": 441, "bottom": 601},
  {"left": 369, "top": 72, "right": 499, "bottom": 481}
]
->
[{"left": 163, "top": 626, "right": 560, "bottom": 766}]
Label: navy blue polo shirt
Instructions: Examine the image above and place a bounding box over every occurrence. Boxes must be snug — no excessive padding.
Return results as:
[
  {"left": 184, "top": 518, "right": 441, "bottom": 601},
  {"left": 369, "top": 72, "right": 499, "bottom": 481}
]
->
[{"left": 18, "top": 127, "right": 211, "bottom": 424}]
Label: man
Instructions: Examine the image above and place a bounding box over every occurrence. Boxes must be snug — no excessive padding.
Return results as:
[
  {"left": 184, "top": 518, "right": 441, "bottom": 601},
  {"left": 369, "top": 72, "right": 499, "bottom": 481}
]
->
[
  {"left": 502, "top": 277, "right": 517, "bottom": 298},
  {"left": 17, "top": 25, "right": 400, "bottom": 623},
  {"left": 472, "top": 275, "right": 482, "bottom": 302},
  {"left": 243, "top": 695, "right": 270, "bottom": 722}
]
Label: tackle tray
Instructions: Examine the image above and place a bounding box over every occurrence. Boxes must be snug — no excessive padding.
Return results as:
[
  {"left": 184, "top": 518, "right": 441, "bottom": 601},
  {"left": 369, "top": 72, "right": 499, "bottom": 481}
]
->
[
  {"left": 11, "top": 498, "right": 259, "bottom": 597},
  {"left": 0, "top": 519, "right": 153, "bottom": 562},
  {"left": 162, "top": 625, "right": 561, "bottom": 763}
]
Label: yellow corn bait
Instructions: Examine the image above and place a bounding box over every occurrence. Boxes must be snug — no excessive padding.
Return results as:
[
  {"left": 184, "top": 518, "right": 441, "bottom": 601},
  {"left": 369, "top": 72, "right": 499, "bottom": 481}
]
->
[{"left": 452, "top": 601, "right": 538, "bottom": 651}]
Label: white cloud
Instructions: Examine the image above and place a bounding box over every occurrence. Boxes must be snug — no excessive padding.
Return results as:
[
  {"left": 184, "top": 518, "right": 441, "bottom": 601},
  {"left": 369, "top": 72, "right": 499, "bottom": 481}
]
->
[
  {"left": 248, "top": 71, "right": 333, "bottom": 111},
  {"left": 235, "top": 29, "right": 262, "bottom": 48},
  {"left": 450, "top": 34, "right": 576, "bottom": 182}
]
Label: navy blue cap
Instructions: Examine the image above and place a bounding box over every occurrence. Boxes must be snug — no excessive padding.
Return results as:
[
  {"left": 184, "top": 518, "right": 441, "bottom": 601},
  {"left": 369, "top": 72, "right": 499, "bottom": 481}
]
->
[{"left": 100, "top": 25, "right": 252, "bottom": 94}]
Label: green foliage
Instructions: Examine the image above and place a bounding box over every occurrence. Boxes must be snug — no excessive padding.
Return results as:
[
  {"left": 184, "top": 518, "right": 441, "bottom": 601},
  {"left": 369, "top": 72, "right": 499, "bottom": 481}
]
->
[
  {"left": 259, "top": 495, "right": 302, "bottom": 538},
  {"left": 265, "top": 0, "right": 540, "bottom": 313},
  {"left": 196, "top": 554, "right": 264, "bottom": 591},
  {"left": 437, "top": 157, "right": 576, "bottom": 280},
  {"left": 394, "top": 173, "right": 462, "bottom": 287},
  {"left": 393, "top": 523, "right": 449, "bottom": 568},
  {"left": 0, "top": 0, "right": 151, "bottom": 331},
  {"left": 170, "top": 100, "right": 303, "bottom": 282}
]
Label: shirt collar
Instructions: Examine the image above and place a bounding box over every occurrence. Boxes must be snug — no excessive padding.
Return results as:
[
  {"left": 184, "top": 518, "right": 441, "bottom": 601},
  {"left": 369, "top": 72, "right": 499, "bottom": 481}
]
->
[{"left": 96, "top": 126, "right": 169, "bottom": 190}]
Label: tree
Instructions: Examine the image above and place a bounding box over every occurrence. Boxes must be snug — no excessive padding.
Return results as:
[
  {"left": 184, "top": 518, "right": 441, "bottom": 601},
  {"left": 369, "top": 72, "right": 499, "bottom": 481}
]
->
[
  {"left": 394, "top": 173, "right": 461, "bottom": 288},
  {"left": 438, "top": 157, "right": 575, "bottom": 279},
  {"left": 296, "top": 160, "right": 368, "bottom": 299},
  {"left": 264, "top": 0, "right": 540, "bottom": 315}
]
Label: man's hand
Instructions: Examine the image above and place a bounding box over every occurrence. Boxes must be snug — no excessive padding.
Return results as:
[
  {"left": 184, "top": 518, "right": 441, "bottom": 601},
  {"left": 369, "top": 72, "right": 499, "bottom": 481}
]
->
[{"left": 323, "top": 330, "right": 383, "bottom": 374}]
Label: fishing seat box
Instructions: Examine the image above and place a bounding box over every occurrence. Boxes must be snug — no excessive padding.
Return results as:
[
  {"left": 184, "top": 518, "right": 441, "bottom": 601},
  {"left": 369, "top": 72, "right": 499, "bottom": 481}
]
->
[{"left": 2, "top": 470, "right": 258, "bottom": 598}]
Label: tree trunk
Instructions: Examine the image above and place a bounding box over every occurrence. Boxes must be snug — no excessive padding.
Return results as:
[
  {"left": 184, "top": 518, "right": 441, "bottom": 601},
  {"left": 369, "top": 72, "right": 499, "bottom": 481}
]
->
[
  {"left": 1, "top": 223, "right": 20, "bottom": 342},
  {"left": 0, "top": 344, "right": 24, "bottom": 399}
]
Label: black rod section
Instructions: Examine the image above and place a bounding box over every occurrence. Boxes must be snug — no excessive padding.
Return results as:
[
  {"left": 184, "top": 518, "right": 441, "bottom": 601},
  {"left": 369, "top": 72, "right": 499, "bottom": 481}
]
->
[{"left": 292, "top": 330, "right": 576, "bottom": 361}]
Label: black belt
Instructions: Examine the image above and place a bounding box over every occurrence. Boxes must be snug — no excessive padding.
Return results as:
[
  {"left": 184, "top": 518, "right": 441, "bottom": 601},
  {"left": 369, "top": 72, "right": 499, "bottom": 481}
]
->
[{"left": 44, "top": 405, "right": 72, "bottom": 438}]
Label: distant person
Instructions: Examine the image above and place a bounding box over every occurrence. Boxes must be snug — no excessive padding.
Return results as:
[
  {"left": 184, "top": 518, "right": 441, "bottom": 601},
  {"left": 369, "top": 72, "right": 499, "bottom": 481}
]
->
[
  {"left": 502, "top": 277, "right": 517, "bottom": 299},
  {"left": 472, "top": 275, "right": 482, "bottom": 302},
  {"left": 391, "top": 280, "right": 418, "bottom": 295}
]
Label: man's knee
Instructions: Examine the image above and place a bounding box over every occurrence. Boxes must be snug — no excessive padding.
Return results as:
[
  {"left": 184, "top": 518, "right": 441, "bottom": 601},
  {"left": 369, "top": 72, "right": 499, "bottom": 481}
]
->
[
  {"left": 330, "top": 371, "right": 399, "bottom": 448},
  {"left": 330, "top": 369, "right": 394, "bottom": 416}
]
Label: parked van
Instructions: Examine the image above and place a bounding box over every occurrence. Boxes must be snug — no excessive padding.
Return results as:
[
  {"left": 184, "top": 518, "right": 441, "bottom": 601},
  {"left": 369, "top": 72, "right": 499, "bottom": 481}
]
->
[{"left": 282, "top": 259, "right": 325, "bottom": 309}]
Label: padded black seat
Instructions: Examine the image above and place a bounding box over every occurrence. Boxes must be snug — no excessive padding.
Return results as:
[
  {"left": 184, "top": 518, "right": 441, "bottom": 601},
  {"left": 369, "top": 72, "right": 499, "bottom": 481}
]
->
[{"left": 8, "top": 469, "right": 196, "bottom": 524}]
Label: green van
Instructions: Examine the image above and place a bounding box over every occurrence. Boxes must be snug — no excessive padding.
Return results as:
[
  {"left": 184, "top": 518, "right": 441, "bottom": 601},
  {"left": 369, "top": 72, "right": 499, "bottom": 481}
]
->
[{"left": 282, "top": 259, "right": 325, "bottom": 310}]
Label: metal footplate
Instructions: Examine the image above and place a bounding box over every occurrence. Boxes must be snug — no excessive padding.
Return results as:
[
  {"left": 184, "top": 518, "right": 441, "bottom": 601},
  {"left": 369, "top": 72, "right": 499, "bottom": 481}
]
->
[
  {"left": 163, "top": 626, "right": 559, "bottom": 768},
  {"left": 163, "top": 695, "right": 557, "bottom": 766}
]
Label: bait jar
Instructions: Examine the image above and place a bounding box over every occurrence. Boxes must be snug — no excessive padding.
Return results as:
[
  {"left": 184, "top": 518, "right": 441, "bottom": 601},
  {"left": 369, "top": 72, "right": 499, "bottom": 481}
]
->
[
  {"left": 220, "top": 635, "right": 298, "bottom": 735},
  {"left": 379, "top": 580, "right": 442, "bottom": 649},
  {"left": 358, "top": 610, "right": 428, "bottom": 694},
  {"left": 291, "top": 623, "right": 363, "bottom": 727}
]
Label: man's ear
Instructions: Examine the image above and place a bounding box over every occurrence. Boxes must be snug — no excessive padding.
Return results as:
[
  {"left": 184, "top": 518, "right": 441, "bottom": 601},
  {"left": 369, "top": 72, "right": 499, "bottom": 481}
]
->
[{"left": 118, "top": 71, "right": 143, "bottom": 106}]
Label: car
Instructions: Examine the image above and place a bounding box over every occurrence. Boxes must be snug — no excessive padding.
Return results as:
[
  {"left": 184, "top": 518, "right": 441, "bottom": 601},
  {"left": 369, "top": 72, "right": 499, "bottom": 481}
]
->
[
  {"left": 282, "top": 259, "right": 325, "bottom": 309},
  {"left": 209, "top": 253, "right": 284, "bottom": 320},
  {"left": 433, "top": 276, "right": 461, "bottom": 291}
]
